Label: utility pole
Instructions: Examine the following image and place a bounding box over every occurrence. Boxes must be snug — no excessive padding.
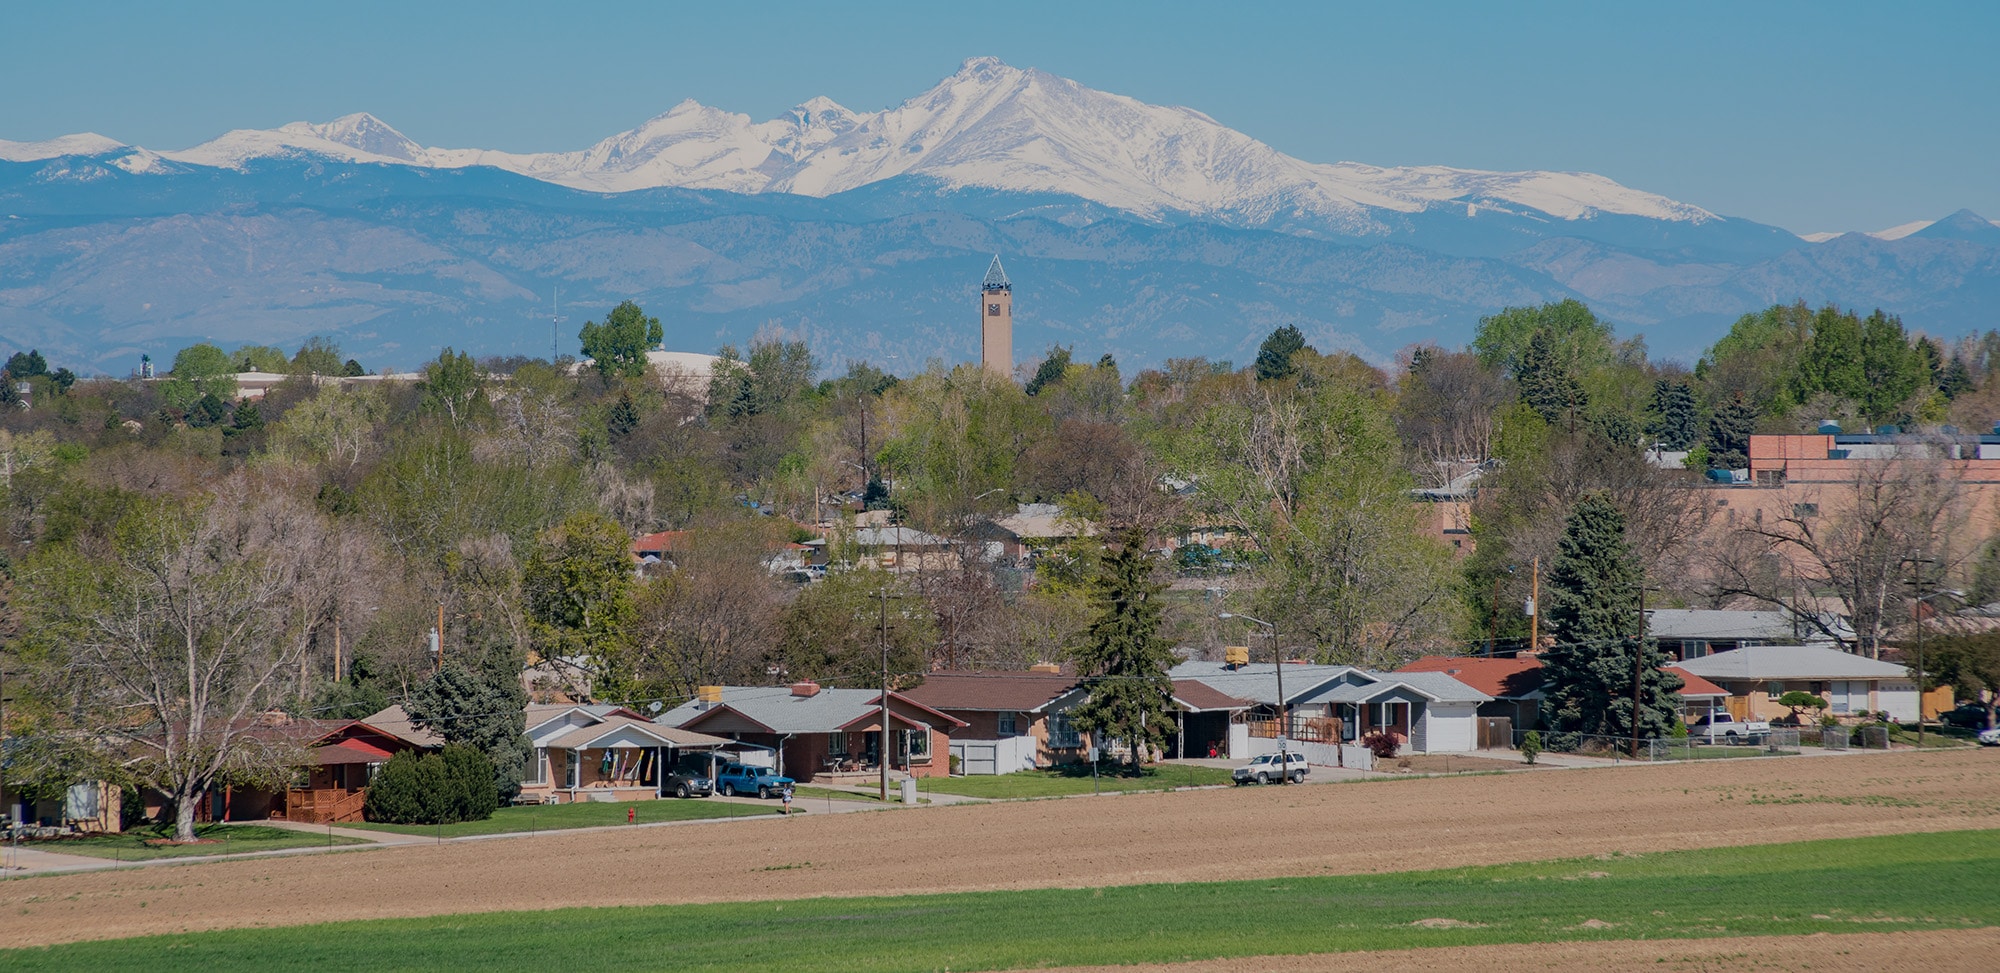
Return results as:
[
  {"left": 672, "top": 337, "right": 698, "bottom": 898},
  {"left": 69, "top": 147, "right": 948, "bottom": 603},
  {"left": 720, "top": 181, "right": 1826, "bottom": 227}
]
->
[
  {"left": 1529, "top": 557, "right": 1540, "bottom": 652},
  {"left": 879, "top": 587, "right": 891, "bottom": 803},
  {"left": 1630, "top": 581, "right": 1658, "bottom": 758},
  {"left": 1906, "top": 555, "right": 1936, "bottom": 749}
]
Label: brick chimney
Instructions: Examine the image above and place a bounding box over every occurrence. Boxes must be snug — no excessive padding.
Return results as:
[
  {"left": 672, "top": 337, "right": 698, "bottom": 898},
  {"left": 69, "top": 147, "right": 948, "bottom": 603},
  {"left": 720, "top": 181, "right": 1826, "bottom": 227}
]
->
[{"left": 789, "top": 681, "right": 821, "bottom": 697}]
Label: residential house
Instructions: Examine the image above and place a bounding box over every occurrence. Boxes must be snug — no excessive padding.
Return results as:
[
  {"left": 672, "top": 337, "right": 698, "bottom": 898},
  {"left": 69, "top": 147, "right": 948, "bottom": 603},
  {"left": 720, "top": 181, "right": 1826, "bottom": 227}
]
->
[
  {"left": 851, "top": 525, "right": 958, "bottom": 573},
  {"left": 1646, "top": 608, "right": 1847, "bottom": 661},
  {"left": 192, "top": 713, "right": 436, "bottom": 824},
  {"left": 1398, "top": 656, "right": 1735, "bottom": 733},
  {"left": 1171, "top": 661, "right": 1493, "bottom": 755},
  {"left": 660, "top": 682, "right": 966, "bottom": 782},
  {"left": 901, "top": 670, "right": 1087, "bottom": 774},
  {"left": 519, "top": 703, "right": 733, "bottom": 804},
  {"left": 975, "top": 503, "right": 1098, "bottom": 564},
  {"left": 1671, "top": 645, "right": 1928, "bottom": 722},
  {"left": 1397, "top": 655, "right": 1545, "bottom": 730}
]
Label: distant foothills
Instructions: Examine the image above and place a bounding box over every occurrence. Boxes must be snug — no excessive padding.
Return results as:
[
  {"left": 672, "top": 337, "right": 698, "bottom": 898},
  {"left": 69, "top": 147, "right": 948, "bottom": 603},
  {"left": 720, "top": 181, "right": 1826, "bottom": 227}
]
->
[{"left": 3, "top": 58, "right": 1998, "bottom": 373}]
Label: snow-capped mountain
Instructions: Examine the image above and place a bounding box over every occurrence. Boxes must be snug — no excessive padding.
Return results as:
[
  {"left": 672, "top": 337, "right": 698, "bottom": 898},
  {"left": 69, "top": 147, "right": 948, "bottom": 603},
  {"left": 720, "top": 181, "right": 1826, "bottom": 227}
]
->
[{"left": 46, "top": 57, "right": 1717, "bottom": 237}]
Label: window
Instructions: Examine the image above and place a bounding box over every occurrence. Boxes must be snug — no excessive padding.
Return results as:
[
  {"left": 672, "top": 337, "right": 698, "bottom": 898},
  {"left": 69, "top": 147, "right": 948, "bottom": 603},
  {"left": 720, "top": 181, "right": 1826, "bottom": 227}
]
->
[
  {"left": 1767, "top": 682, "right": 1785, "bottom": 697},
  {"left": 987, "top": 303, "right": 1001, "bottom": 316},
  {"left": 998, "top": 712, "right": 1019, "bottom": 736},
  {"left": 1048, "top": 713, "right": 1082, "bottom": 749},
  {"left": 1793, "top": 503, "right": 1819, "bottom": 518},
  {"left": 905, "top": 728, "right": 932, "bottom": 761},
  {"left": 526, "top": 748, "right": 547, "bottom": 785}
]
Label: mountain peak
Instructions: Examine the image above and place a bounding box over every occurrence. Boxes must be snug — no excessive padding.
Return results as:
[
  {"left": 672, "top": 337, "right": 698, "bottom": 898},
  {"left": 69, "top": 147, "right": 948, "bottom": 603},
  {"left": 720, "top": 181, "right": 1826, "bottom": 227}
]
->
[
  {"left": 0, "top": 132, "right": 126, "bottom": 162},
  {"left": 1911, "top": 208, "right": 2000, "bottom": 243}
]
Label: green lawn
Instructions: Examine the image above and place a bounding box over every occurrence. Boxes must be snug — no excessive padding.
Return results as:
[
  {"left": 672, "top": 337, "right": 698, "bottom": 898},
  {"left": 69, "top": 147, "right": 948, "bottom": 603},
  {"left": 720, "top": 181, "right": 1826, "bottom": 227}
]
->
[
  {"left": 919, "top": 763, "right": 1233, "bottom": 798},
  {"left": 6, "top": 829, "right": 1996, "bottom": 972},
  {"left": 1654, "top": 743, "right": 1791, "bottom": 760},
  {"left": 22, "top": 823, "right": 364, "bottom": 862},
  {"left": 338, "top": 797, "right": 784, "bottom": 837}
]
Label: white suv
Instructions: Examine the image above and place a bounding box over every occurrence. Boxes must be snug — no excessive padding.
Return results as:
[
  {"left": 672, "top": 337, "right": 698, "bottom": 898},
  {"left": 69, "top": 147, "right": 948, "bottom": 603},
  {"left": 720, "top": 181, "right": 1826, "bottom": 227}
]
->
[{"left": 1233, "top": 752, "right": 1309, "bottom": 785}]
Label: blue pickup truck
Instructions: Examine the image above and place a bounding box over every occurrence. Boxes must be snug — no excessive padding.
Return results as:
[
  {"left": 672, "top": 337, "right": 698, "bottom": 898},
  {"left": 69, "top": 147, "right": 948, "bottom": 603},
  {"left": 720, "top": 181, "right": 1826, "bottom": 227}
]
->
[{"left": 714, "top": 762, "right": 794, "bottom": 799}]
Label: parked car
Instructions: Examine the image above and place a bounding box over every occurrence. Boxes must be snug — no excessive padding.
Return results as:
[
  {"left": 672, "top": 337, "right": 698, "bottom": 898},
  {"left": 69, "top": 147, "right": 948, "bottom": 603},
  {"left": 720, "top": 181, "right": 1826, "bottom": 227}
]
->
[
  {"left": 715, "top": 762, "right": 794, "bottom": 799},
  {"left": 1233, "top": 752, "right": 1309, "bottom": 785},
  {"left": 1941, "top": 703, "right": 1992, "bottom": 730},
  {"left": 1979, "top": 727, "right": 2000, "bottom": 747},
  {"left": 665, "top": 754, "right": 718, "bottom": 799},
  {"left": 1688, "top": 713, "right": 1771, "bottom": 745}
]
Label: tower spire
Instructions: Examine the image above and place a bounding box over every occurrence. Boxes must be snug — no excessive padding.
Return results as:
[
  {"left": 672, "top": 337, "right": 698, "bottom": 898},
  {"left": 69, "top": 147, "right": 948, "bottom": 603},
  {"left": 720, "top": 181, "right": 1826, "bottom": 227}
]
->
[
  {"left": 979, "top": 255, "right": 1013, "bottom": 377},
  {"left": 982, "top": 254, "right": 1012, "bottom": 291}
]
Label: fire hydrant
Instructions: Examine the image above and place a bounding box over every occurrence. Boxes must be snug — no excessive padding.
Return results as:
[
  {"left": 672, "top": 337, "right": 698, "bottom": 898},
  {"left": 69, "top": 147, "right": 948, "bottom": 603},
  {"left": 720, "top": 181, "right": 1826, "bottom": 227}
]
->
[{"left": 628, "top": 807, "right": 635, "bottom": 824}]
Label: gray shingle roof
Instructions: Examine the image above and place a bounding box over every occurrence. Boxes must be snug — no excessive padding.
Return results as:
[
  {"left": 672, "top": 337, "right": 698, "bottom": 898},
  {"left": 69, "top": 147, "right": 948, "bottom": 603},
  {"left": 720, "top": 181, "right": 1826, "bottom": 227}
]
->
[
  {"left": 1672, "top": 644, "right": 1912, "bottom": 681},
  {"left": 1168, "top": 661, "right": 1362, "bottom": 706},
  {"left": 660, "top": 686, "right": 957, "bottom": 734}
]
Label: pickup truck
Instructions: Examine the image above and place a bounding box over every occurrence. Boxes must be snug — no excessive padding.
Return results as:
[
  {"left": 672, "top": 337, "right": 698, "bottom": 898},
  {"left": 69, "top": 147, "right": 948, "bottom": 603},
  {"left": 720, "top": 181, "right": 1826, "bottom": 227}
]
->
[
  {"left": 714, "top": 762, "right": 795, "bottom": 799},
  {"left": 1688, "top": 713, "right": 1771, "bottom": 745},
  {"left": 1233, "top": 752, "right": 1309, "bottom": 785}
]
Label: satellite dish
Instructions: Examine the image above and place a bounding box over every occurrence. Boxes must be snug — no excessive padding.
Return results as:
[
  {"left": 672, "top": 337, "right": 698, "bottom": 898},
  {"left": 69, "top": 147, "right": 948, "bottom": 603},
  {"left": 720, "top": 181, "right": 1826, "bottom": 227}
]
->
[{"left": 648, "top": 701, "right": 664, "bottom": 714}]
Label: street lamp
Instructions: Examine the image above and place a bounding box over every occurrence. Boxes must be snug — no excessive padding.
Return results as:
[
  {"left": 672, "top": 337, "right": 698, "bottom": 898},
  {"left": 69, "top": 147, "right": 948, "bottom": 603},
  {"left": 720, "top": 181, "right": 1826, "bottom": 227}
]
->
[{"left": 1218, "top": 612, "right": 1289, "bottom": 782}]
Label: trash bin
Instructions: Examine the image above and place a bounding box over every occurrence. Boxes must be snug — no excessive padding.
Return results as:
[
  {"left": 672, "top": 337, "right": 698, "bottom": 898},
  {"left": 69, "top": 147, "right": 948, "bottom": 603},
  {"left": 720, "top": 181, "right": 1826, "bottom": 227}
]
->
[{"left": 899, "top": 779, "right": 918, "bottom": 805}]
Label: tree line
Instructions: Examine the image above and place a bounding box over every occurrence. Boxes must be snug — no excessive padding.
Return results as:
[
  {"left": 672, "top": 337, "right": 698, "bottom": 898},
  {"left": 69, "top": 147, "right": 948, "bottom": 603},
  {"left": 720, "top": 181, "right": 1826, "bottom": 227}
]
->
[{"left": 2, "top": 296, "right": 1995, "bottom": 835}]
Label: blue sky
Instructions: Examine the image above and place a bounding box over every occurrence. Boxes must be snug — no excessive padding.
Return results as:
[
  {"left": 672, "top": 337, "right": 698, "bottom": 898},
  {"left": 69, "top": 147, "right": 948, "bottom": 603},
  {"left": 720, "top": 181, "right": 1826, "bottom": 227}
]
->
[{"left": 3, "top": 0, "right": 1994, "bottom": 233}]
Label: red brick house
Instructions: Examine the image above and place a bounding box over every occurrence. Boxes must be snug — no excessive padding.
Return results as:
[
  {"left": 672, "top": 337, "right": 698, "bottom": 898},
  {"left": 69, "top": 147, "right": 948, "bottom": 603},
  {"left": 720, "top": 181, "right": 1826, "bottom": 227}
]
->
[{"left": 660, "top": 683, "right": 966, "bottom": 782}]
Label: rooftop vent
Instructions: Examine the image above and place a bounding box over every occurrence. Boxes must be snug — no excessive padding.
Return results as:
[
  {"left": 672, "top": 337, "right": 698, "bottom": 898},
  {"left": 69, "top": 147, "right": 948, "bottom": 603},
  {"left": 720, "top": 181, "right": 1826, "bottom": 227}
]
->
[
  {"left": 789, "top": 680, "right": 820, "bottom": 698},
  {"left": 1817, "top": 420, "right": 1841, "bottom": 434}
]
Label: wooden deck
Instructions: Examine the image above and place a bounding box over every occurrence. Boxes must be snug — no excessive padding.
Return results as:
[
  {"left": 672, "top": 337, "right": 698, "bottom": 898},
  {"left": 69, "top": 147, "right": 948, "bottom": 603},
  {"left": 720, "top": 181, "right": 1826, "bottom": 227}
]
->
[{"left": 284, "top": 787, "right": 367, "bottom": 824}]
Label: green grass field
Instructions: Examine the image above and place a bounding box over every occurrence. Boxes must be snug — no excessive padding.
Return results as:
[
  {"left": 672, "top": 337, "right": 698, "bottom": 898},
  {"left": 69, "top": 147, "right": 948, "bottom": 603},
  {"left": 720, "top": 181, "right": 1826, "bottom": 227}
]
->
[
  {"left": 337, "top": 797, "right": 783, "bottom": 837},
  {"left": 14, "top": 828, "right": 1991, "bottom": 972},
  {"left": 22, "top": 824, "right": 364, "bottom": 861},
  {"left": 919, "top": 763, "right": 1232, "bottom": 798}
]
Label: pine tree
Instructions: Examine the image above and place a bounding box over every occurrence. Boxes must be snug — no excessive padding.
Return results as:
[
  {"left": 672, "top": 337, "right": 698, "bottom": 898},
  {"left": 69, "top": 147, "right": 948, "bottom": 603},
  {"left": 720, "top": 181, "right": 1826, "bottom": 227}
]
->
[
  {"left": 1025, "top": 345, "right": 1072, "bottom": 396},
  {"left": 1707, "top": 393, "right": 1758, "bottom": 469},
  {"left": 1515, "top": 329, "right": 1586, "bottom": 428},
  {"left": 1539, "top": 494, "right": 1682, "bottom": 746},
  {"left": 1066, "top": 532, "right": 1178, "bottom": 774},
  {"left": 1254, "top": 325, "right": 1307, "bottom": 382},
  {"left": 1647, "top": 379, "right": 1699, "bottom": 450},
  {"left": 405, "top": 659, "right": 531, "bottom": 801},
  {"left": 607, "top": 390, "right": 640, "bottom": 440}
]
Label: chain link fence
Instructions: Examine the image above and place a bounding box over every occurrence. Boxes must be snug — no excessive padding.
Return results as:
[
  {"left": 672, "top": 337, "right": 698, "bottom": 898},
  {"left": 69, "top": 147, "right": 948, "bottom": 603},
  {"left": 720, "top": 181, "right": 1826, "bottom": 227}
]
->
[{"left": 1515, "top": 729, "right": 1803, "bottom": 761}]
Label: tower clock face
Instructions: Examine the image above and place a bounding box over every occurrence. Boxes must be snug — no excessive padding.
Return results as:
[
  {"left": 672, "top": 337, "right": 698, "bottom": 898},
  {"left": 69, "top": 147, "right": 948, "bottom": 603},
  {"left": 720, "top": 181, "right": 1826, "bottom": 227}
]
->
[{"left": 988, "top": 303, "right": 1001, "bottom": 316}]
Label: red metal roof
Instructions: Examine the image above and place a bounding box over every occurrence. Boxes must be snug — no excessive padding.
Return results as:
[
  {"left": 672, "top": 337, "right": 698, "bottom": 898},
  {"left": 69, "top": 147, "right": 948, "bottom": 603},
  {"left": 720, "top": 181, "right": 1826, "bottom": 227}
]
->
[
  {"left": 1397, "top": 656, "right": 1545, "bottom": 698},
  {"left": 1664, "top": 667, "right": 1729, "bottom": 698}
]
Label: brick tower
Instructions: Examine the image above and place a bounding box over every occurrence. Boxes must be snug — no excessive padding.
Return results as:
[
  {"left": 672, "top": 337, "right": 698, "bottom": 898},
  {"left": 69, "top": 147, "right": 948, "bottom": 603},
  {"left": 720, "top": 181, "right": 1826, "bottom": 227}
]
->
[{"left": 980, "top": 255, "right": 1013, "bottom": 377}]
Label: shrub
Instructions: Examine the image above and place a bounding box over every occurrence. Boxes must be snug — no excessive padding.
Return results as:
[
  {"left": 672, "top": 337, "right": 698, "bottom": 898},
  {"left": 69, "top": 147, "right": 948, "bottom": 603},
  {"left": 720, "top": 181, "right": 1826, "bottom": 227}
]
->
[
  {"left": 1359, "top": 730, "right": 1401, "bottom": 759},
  {"left": 1670, "top": 720, "right": 1690, "bottom": 740},
  {"left": 363, "top": 747, "right": 498, "bottom": 825},
  {"left": 1520, "top": 730, "right": 1542, "bottom": 765}
]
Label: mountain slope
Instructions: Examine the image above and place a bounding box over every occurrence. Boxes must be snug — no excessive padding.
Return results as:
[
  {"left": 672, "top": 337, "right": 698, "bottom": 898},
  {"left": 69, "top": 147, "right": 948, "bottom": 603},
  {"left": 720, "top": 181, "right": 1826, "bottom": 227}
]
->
[{"left": 25, "top": 58, "right": 1776, "bottom": 252}]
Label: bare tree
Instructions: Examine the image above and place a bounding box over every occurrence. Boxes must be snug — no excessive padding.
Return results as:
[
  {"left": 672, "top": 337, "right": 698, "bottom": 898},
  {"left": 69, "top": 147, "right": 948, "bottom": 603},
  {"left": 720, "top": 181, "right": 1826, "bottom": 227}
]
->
[
  {"left": 1704, "top": 451, "right": 1972, "bottom": 656},
  {"left": 23, "top": 484, "right": 342, "bottom": 840},
  {"left": 1395, "top": 348, "right": 1511, "bottom": 489},
  {"left": 628, "top": 523, "right": 786, "bottom": 699}
]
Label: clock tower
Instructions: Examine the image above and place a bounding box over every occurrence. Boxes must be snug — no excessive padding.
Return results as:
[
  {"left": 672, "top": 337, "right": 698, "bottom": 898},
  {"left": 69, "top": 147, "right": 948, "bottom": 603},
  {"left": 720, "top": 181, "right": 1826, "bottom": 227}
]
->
[{"left": 980, "top": 255, "right": 1013, "bottom": 377}]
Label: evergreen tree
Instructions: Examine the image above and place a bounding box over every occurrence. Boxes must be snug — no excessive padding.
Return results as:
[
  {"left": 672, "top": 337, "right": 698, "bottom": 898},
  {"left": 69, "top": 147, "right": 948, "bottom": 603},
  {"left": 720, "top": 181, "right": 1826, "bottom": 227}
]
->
[
  {"left": 405, "top": 659, "right": 531, "bottom": 801},
  {"left": 1858, "top": 310, "right": 1924, "bottom": 422},
  {"left": 1539, "top": 494, "right": 1682, "bottom": 745},
  {"left": 1025, "top": 346, "right": 1071, "bottom": 397},
  {"left": 607, "top": 389, "right": 640, "bottom": 440},
  {"left": 1515, "top": 329, "right": 1587, "bottom": 428},
  {"left": 1707, "top": 393, "right": 1758, "bottom": 469},
  {"left": 1647, "top": 379, "right": 1699, "bottom": 450},
  {"left": 1066, "top": 532, "right": 1178, "bottom": 773},
  {"left": 1941, "top": 355, "right": 1975, "bottom": 399},
  {"left": 3, "top": 350, "right": 47, "bottom": 379},
  {"left": 1254, "top": 325, "right": 1307, "bottom": 382}
]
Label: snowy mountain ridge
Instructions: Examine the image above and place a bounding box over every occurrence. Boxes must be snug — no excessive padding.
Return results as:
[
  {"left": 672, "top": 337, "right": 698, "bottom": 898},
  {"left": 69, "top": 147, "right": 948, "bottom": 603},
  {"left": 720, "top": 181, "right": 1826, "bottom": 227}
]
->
[{"left": 12, "top": 58, "right": 1721, "bottom": 237}]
